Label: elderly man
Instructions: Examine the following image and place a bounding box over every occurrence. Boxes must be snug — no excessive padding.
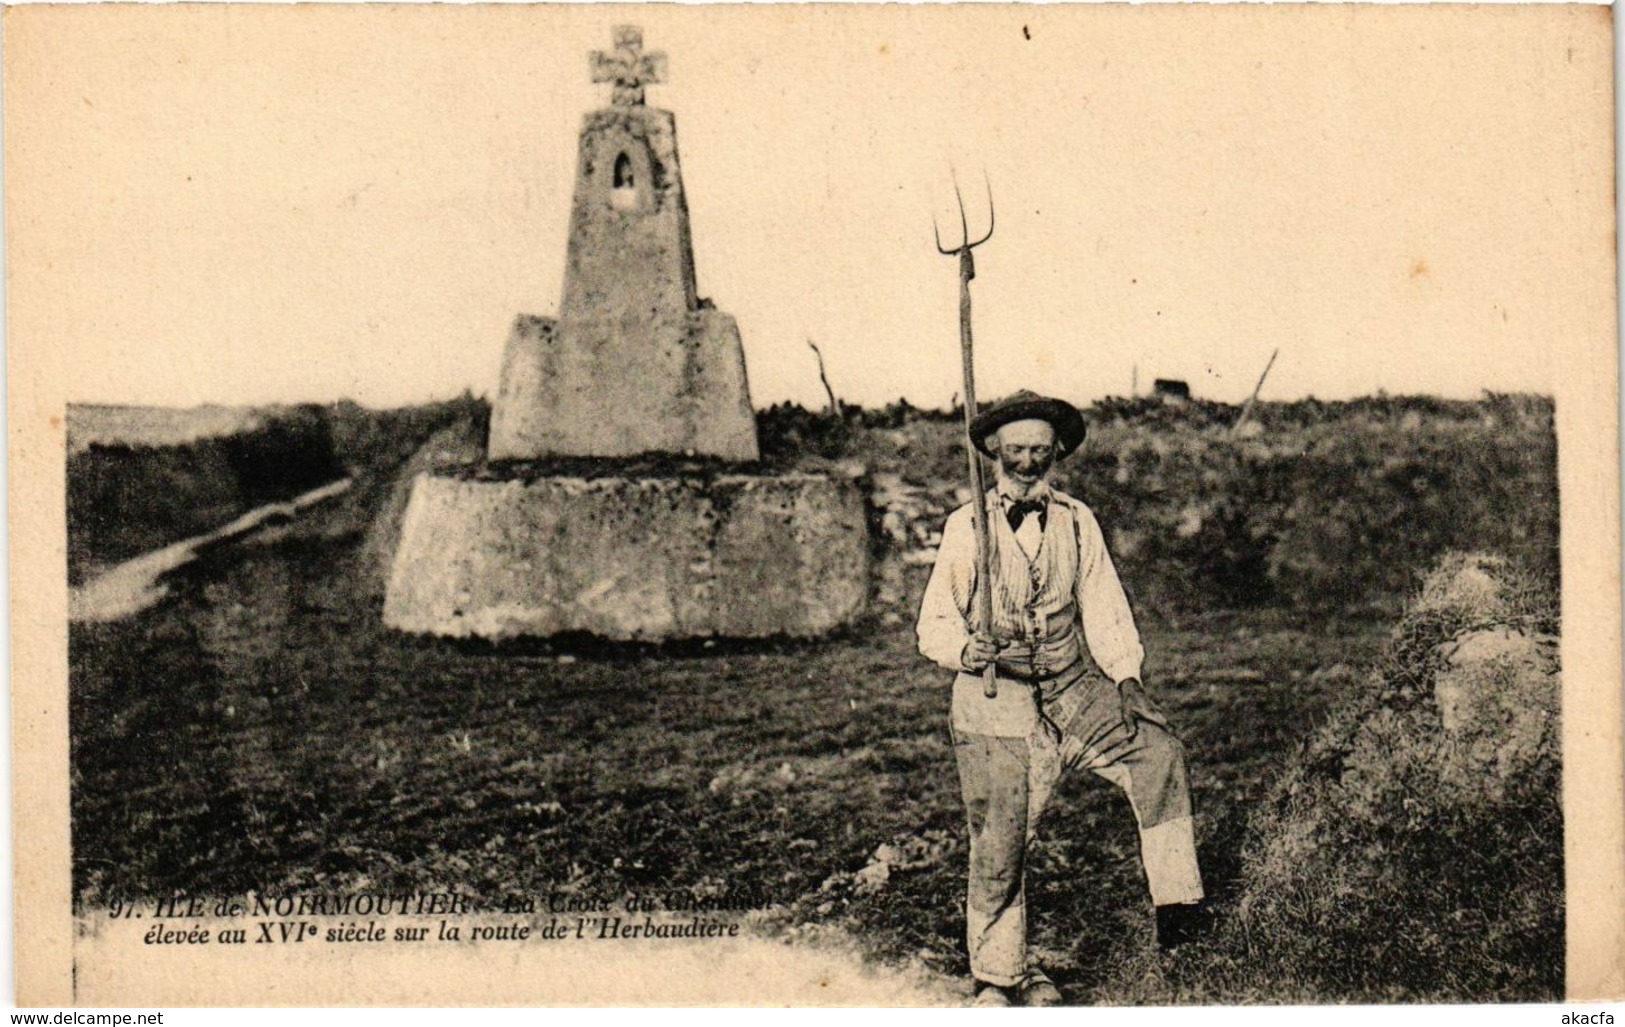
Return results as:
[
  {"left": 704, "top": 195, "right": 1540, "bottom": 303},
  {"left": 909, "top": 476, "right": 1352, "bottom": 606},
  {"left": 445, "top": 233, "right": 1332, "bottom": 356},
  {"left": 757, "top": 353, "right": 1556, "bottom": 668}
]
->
[{"left": 916, "top": 391, "right": 1205, "bottom": 1007}]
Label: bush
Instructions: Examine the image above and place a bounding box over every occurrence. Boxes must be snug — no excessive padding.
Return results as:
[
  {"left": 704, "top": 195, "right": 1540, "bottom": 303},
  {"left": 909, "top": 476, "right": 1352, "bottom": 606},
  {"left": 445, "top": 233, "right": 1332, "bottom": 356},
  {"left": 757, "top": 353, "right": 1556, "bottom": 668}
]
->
[
  {"left": 1130, "top": 551, "right": 1563, "bottom": 1002},
  {"left": 1052, "top": 395, "right": 1558, "bottom": 614},
  {"left": 757, "top": 394, "right": 1556, "bottom": 618}
]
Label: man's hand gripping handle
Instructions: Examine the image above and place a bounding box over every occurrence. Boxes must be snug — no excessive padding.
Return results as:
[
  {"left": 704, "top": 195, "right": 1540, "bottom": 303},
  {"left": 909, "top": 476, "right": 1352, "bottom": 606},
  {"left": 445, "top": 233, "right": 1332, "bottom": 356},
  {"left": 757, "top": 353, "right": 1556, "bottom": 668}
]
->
[{"left": 962, "top": 634, "right": 1002, "bottom": 697}]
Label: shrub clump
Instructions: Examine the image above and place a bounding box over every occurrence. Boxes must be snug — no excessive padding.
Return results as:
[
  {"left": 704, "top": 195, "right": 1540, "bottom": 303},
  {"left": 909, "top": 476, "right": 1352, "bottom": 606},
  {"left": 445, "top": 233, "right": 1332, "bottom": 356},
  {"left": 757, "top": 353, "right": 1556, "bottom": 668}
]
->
[
  {"left": 1059, "top": 395, "right": 1558, "bottom": 614},
  {"left": 1146, "top": 551, "right": 1562, "bottom": 1002}
]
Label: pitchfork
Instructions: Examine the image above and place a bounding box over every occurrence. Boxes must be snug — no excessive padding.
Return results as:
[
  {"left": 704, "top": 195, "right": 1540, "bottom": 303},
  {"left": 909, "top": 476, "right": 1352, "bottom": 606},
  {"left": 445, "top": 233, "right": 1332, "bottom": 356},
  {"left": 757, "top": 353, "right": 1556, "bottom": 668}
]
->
[{"left": 934, "top": 172, "right": 998, "bottom": 699}]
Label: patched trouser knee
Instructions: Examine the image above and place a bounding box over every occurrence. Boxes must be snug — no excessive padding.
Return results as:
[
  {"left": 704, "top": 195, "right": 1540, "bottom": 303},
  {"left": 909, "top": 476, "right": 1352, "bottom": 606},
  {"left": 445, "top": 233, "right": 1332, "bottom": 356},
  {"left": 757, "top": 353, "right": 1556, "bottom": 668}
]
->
[
  {"left": 1035, "top": 674, "right": 1206, "bottom": 907},
  {"left": 1087, "top": 724, "right": 1203, "bottom": 905},
  {"left": 1111, "top": 723, "right": 1191, "bottom": 829}
]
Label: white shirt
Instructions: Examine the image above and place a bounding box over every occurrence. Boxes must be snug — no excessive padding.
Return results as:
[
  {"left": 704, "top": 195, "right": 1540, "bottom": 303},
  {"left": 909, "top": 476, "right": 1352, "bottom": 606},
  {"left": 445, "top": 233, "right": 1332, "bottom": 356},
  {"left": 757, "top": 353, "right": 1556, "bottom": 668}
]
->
[{"left": 915, "top": 483, "right": 1145, "bottom": 736}]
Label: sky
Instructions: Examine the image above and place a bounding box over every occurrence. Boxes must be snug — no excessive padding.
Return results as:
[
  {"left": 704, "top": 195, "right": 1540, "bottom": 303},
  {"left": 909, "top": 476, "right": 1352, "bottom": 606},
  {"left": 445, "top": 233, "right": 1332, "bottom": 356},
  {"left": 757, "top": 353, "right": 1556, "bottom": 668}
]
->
[{"left": 5, "top": 4, "right": 1614, "bottom": 411}]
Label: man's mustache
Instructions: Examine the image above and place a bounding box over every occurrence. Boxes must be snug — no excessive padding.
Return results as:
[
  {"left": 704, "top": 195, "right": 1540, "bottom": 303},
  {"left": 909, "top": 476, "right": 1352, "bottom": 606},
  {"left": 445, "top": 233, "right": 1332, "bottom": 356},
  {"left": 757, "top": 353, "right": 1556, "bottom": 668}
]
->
[{"left": 1003, "top": 459, "right": 1051, "bottom": 476}]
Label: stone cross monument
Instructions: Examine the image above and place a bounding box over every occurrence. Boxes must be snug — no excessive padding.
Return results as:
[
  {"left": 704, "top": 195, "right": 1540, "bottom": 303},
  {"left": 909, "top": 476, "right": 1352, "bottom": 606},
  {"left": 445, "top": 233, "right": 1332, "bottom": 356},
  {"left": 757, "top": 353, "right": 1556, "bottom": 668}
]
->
[
  {"left": 382, "top": 27, "right": 870, "bottom": 642},
  {"left": 590, "top": 24, "right": 667, "bottom": 106},
  {"left": 487, "top": 26, "right": 759, "bottom": 463}
]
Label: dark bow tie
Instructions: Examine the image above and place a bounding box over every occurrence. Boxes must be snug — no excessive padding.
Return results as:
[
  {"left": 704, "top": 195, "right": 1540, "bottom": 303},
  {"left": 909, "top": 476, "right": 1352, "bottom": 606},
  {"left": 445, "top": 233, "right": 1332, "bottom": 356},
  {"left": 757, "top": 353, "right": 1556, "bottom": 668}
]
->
[{"left": 1005, "top": 498, "right": 1047, "bottom": 532}]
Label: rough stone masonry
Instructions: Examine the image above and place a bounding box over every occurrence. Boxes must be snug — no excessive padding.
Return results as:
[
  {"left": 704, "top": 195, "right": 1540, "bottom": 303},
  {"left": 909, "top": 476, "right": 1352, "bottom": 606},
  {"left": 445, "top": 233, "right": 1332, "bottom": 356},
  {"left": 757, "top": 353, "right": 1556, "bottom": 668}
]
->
[
  {"left": 487, "top": 26, "right": 758, "bottom": 463},
  {"left": 383, "top": 26, "right": 869, "bottom": 641}
]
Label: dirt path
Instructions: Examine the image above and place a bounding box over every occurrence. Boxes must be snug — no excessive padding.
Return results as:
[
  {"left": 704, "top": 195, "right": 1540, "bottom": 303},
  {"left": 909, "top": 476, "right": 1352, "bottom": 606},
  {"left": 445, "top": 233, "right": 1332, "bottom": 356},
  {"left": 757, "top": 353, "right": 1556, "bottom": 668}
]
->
[
  {"left": 72, "top": 916, "right": 962, "bottom": 1006},
  {"left": 69, "top": 478, "right": 351, "bottom": 623}
]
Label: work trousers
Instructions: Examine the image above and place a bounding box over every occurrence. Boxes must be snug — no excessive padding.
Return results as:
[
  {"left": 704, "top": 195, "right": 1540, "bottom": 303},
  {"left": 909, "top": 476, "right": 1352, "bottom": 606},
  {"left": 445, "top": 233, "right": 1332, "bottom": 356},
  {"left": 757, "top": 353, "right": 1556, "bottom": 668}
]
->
[{"left": 953, "top": 669, "right": 1204, "bottom": 986}]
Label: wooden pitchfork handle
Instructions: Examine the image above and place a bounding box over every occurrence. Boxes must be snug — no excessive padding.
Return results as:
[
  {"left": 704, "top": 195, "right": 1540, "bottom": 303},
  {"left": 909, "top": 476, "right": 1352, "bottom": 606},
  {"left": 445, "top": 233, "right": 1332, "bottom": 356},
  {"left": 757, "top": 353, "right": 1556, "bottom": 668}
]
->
[
  {"left": 935, "top": 170, "right": 997, "bottom": 698},
  {"left": 958, "top": 251, "right": 998, "bottom": 700}
]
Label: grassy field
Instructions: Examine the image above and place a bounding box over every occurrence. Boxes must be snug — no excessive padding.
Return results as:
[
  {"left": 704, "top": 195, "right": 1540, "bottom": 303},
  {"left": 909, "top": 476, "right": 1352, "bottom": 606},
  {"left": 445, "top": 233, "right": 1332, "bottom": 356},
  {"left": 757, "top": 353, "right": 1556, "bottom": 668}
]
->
[{"left": 68, "top": 395, "right": 1560, "bottom": 1003}]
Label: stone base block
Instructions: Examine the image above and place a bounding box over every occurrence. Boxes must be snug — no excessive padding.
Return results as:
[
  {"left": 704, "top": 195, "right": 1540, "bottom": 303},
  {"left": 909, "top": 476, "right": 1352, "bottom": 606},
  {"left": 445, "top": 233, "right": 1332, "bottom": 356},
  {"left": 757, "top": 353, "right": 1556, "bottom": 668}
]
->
[
  {"left": 487, "top": 310, "right": 759, "bottom": 463},
  {"left": 383, "top": 471, "right": 870, "bottom": 641}
]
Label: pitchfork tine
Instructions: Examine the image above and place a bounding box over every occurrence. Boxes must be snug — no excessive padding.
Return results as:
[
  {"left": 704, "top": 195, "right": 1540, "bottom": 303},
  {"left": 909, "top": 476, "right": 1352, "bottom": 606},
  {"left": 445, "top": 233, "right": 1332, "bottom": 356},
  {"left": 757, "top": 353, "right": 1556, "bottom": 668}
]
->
[
  {"left": 933, "top": 168, "right": 994, "bottom": 253},
  {"left": 971, "top": 173, "right": 995, "bottom": 248},
  {"left": 953, "top": 168, "right": 970, "bottom": 254}
]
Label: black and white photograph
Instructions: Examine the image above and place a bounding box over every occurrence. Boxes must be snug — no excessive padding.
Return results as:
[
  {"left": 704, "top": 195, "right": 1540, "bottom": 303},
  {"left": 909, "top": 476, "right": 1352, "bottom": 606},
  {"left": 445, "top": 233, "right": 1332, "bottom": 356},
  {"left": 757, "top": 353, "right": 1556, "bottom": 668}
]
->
[{"left": 9, "top": 3, "right": 1620, "bottom": 1009}]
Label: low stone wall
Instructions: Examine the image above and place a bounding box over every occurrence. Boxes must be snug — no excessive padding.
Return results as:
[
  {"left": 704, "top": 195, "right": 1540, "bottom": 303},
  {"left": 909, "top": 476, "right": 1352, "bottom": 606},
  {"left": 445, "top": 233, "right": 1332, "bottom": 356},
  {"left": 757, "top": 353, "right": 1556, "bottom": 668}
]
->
[{"left": 383, "top": 471, "right": 870, "bottom": 640}]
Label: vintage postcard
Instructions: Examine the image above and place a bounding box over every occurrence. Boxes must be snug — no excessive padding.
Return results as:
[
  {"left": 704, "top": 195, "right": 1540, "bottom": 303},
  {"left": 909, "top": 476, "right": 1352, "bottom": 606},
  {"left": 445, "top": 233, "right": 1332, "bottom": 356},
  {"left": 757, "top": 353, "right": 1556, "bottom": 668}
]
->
[{"left": 7, "top": 3, "right": 1620, "bottom": 1008}]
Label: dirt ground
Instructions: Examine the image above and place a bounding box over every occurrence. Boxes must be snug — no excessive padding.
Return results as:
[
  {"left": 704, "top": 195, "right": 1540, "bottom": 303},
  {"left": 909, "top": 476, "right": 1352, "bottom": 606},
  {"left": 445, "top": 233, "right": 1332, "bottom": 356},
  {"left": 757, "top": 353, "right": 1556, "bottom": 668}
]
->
[{"left": 69, "top": 489, "right": 1387, "bottom": 1003}]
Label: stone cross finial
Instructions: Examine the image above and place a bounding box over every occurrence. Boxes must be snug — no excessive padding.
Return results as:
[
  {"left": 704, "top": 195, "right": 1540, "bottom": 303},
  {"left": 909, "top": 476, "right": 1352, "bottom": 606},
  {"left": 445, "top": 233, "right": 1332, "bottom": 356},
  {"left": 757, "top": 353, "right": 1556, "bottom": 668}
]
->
[{"left": 590, "top": 26, "right": 667, "bottom": 107}]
